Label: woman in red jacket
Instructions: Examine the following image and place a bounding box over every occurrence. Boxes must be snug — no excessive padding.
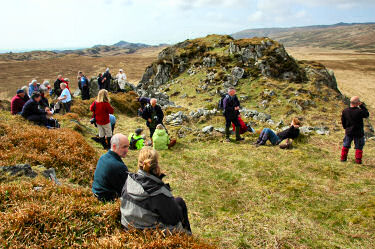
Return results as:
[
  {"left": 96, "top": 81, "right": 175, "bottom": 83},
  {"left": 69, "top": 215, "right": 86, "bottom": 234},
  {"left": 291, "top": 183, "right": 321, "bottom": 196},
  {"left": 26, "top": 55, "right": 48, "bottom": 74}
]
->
[{"left": 90, "top": 89, "right": 114, "bottom": 149}]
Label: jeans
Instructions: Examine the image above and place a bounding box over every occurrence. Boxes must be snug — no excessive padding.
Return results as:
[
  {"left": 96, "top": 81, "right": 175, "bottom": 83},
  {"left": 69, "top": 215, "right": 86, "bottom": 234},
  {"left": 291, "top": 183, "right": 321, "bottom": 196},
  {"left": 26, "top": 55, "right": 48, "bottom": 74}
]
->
[
  {"left": 343, "top": 135, "right": 365, "bottom": 150},
  {"left": 258, "top": 128, "right": 281, "bottom": 145}
]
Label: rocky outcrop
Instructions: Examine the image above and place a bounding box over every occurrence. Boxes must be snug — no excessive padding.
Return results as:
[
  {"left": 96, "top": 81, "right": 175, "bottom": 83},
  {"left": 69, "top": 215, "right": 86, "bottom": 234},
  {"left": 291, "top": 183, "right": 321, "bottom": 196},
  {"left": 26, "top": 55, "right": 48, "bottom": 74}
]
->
[{"left": 0, "top": 164, "right": 60, "bottom": 184}]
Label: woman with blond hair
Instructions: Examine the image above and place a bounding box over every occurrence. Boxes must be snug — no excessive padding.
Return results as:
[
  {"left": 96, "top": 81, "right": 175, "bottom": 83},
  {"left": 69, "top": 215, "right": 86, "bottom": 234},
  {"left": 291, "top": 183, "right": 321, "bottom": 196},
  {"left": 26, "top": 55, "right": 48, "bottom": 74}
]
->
[
  {"left": 90, "top": 89, "right": 114, "bottom": 149},
  {"left": 121, "top": 147, "right": 191, "bottom": 233},
  {"left": 254, "top": 117, "right": 301, "bottom": 148}
]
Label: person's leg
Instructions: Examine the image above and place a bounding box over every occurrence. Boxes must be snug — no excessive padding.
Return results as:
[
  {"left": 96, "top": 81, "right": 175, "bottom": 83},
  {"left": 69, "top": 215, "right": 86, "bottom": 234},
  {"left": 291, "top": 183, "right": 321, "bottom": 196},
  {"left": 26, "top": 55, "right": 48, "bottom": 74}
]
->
[
  {"left": 341, "top": 136, "right": 352, "bottom": 162},
  {"left": 232, "top": 117, "right": 243, "bottom": 141},
  {"left": 97, "top": 125, "right": 107, "bottom": 149},
  {"left": 27, "top": 115, "right": 48, "bottom": 126},
  {"left": 95, "top": 192, "right": 117, "bottom": 203},
  {"left": 354, "top": 136, "right": 365, "bottom": 164},
  {"left": 149, "top": 127, "right": 156, "bottom": 139},
  {"left": 104, "top": 123, "right": 113, "bottom": 150},
  {"left": 258, "top": 128, "right": 272, "bottom": 145},
  {"left": 225, "top": 116, "right": 231, "bottom": 141},
  {"left": 268, "top": 130, "right": 281, "bottom": 145},
  {"left": 174, "top": 197, "right": 192, "bottom": 233},
  {"left": 65, "top": 101, "right": 71, "bottom": 113}
]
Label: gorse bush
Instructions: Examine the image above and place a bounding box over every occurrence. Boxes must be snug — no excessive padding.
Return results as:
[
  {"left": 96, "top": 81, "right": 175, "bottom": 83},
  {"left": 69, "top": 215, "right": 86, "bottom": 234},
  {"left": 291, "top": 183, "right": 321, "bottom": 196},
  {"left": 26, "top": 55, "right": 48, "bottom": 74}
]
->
[
  {"left": 0, "top": 177, "right": 214, "bottom": 249},
  {"left": 0, "top": 115, "right": 98, "bottom": 185}
]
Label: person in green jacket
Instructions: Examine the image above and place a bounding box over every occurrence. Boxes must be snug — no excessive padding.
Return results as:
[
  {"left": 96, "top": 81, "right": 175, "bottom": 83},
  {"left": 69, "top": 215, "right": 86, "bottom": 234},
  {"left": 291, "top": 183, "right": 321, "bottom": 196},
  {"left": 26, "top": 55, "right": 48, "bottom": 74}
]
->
[
  {"left": 152, "top": 124, "right": 176, "bottom": 150},
  {"left": 128, "top": 128, "right": 145, "bottom": 150}
]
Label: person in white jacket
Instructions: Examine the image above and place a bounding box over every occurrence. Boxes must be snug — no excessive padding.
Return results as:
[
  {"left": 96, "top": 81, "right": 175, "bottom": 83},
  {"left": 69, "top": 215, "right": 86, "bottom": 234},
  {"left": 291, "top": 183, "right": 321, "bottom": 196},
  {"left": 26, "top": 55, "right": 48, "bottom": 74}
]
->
[{"left": 116, "top": 69, "right": 127, "bottom": 90}]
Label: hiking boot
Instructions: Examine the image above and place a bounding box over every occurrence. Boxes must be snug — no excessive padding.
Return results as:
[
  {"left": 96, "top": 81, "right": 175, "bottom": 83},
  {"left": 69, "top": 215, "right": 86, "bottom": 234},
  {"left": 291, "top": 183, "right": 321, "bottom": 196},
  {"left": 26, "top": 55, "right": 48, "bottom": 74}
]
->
[
  {"left": 225, "top": 138, "right": 231, "bottom": 143},
  {"left": 341, "top": 147, "right": 349, "bottom": 162},
  {"left": 236, "top": 137, "right": 245, "bottom": 141}
]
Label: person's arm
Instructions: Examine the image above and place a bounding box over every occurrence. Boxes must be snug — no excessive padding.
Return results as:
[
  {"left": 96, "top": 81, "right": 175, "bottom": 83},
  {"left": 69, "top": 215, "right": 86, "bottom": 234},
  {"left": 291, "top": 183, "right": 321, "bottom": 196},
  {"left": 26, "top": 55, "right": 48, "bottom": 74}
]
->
[
  {"left": 107, "top": 103, "right": 114, "bottom": 114},
  {"left": 141, "top": 107, "right": 149, "bottom": 120},
  {"left": 151, "top": 195, "right": 182, "bottom": 226},
  {"left": 341, "top": 111, "right": 346, "bottom": 129},
  {"left": 158, "top": 106, "right": 164, "bottom": 122},
  {"left": 359, "top": 103, "right": 369, "bottom": 118},
  {"left": 89, "top": 102, "right": 95, "bottom": 112},
  {"left": 108, "top": 164, "right": 128, "bottom": 196}
]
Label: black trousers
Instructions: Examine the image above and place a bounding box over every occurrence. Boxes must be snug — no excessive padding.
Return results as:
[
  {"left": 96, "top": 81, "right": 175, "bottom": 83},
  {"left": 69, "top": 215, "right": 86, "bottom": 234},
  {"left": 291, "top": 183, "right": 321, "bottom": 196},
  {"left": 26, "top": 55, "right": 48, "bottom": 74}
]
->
[
  {"left": 82, "top": 86, "right": 90, "bottom": 100},
  {"left": 27, "top": 114, "right": 48, "bottom": 126},
  {"left": 225, "top": 115, "right": 240, "bottom": 128},
  {"left": 94, "top": 192, "right": 118, "bottom": 203},
  {"left": 63, "top": 101, "right": 71, "bottom": 113},
  {"left": 175, "top": 197, "right": 192, "bottom": 233}
]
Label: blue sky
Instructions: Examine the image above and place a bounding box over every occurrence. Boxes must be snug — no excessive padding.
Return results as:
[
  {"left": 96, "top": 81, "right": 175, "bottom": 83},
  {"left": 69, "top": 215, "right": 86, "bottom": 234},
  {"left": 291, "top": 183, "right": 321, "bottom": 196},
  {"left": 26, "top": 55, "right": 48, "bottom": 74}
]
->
[{"left": 1, "top": 0, "right": 374, "bottom": 52}]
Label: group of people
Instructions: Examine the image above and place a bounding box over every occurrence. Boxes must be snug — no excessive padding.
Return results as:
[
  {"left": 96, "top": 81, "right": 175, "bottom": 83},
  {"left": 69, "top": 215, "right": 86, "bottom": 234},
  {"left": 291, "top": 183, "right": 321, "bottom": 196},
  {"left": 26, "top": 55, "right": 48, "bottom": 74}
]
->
[{"left": 92, "top": 135, "right": 191, "bottom": 233}]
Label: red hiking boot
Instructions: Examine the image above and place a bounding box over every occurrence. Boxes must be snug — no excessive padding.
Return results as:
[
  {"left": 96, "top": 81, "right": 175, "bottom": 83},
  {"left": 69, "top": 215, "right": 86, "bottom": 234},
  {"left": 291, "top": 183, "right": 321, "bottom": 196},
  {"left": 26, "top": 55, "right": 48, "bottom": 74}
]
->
[
  {"left": 355, "top": 149, "right": 363, "bottom": 164},
  {"left": 341, "top": 147, "right": 349, "bottom": 162}
]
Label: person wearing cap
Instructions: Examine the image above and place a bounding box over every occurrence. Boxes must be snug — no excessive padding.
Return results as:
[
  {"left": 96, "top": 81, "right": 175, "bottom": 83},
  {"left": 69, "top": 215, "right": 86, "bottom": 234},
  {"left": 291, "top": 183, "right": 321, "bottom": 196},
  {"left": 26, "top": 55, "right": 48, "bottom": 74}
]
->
[
  {"left": 21, "top": 92, "right": 53, "bottom": 126},
  {"left": 116, "top": 69, "right": 127, "bottom": 90},
  {"left": 341, "top": 96, "right": 370, "bottom": 164},
  {"left": 11, "top": 89, "right": 27, "bottom": 115},
  {"left": 28, "top": 79, "right": 39, "bottom": 97},
  {"left": 121, "top": 147, "right": 191, "bottom": 233},
  {"left": 128, "top": 128, "right": 145, "bottom": 150},
  {"left": 57, "top": 83, "right": 72, "bottom": 113},
  {"left": 102, "top": 68, "right": 112, "bottom": 91}
]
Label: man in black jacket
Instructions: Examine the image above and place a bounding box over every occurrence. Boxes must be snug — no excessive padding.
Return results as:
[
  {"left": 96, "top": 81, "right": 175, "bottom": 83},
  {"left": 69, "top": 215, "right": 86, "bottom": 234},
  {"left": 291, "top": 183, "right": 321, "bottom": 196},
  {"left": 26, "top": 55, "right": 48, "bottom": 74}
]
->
[
  {"left": 21, "top": 92, "right": 53, "bottom": 126},
  {"left": 141, "top": 98, "right": 164, "bottom": 138},
  {"left": 102, "top": 68, "right": 112, "bottom": 91},
  {"left": 53, "top": 75, "right": 64, "bottom": 97},
  {"left": 341, "top": 96, "right": 370, "bottom": 164},
  {"left": 223, "top": 88, "right": 243, "bottom": 142}
]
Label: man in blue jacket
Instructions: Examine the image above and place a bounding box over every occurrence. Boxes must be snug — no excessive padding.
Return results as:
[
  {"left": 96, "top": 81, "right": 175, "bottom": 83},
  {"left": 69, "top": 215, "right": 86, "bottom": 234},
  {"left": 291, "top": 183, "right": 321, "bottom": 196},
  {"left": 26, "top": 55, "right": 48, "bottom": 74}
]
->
[{"left": 92, "top": 133, "right": 129, "bottom": 202}]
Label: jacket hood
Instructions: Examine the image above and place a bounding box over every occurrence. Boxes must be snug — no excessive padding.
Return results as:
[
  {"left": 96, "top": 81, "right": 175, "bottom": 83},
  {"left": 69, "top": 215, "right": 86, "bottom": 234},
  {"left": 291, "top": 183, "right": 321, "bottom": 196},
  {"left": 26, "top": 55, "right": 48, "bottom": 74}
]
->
[
  {"left": 154, "top": 129, "right": 167, "bottom": 137},
  {"left": 125, "top": 170, "right": 171, "bottom": 201}
]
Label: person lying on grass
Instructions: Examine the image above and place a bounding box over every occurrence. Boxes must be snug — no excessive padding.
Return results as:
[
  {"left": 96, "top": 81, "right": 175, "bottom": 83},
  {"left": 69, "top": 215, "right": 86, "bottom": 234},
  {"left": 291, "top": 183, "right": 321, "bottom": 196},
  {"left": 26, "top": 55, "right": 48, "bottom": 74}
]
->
[
  {"left": 121, "top": 147, "right": 191, "bottom": 234},
  {"left": 254, "top": 118, "right": 301, "bottom": 148}
]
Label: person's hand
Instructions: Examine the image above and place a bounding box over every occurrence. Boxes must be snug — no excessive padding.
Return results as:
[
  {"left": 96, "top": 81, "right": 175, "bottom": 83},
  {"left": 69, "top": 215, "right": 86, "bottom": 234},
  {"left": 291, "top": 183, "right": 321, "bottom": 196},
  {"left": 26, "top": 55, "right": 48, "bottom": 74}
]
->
[
  {"left": 47, "top": 111, "right": 52, "bottom": 115},
  {"left": 148, "top": 118, "right": 152, "bottom": 123},
  {"left": 235, "top": 106, "right": 240, "bottom": 111}
]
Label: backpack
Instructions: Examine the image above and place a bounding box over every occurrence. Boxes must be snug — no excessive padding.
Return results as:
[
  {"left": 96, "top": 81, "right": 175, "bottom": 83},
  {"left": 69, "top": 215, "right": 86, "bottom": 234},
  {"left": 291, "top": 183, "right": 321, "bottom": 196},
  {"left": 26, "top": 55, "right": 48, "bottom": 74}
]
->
[
  {"left": 129, "top": 135, "right": 143, "bottom": 150},
  {"left": 218, "top": 94, "right": 228, "bottom": 110}
]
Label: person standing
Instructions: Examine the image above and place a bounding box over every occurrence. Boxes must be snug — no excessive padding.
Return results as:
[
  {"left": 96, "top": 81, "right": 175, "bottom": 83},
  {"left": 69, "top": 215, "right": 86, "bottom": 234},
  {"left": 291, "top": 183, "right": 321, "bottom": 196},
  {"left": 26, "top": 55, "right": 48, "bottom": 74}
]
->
[
  {"left": 223, "top": 88, "right": 243, "bottom": 142},
  {"left": 11, "top": 89, "right": 27, "bottom": 115},
  {"left": 53, "top": 75, "right": 64, "bottom": 97},
  {"left": 97, "top": 73, "right": 105, "bottom": 90},
  {"left": 141, "top": 98, "right": 164, "bottom": 138},
  {"left": 102, "top": 68, "right": 112, "bottom": 91},
  {"left": 92, "top": 134, "right": 129, "bottom": 202},
  {"left": 78, "top": 71, "right": 90, "bottom": 100},
  {"left": 341, "top": 96, "right": 370, "bottom": 164},
  {"left": 116, "top": 69, "right": 127, "bottom": 90},
  {"left": 58, "top": 83, "right": 72, "bottom": 113},
  {"left": 90, "top": 89, "right": 114, "bottom": 149}
]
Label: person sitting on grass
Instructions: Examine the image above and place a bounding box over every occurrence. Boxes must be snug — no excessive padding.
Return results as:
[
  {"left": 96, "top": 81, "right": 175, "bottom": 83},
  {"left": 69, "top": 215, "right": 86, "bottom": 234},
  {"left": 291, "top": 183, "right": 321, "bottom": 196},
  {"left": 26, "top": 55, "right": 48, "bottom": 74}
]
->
[
  {"left": 152, "top": 124, "right": 176, "bottom": 150},
  {"left": 11, "top": 89, "right": 27, "bottom": 115},
  {"left": 92, "top": 133, "right": 129, "bottom": 203},
  {"left": 128, "top": 128, "right": 145, "bottom": 150},
  {"left": 57, "top": 83, "right": 72, "bottom": 113},
  {"left": 28, "top": 79, "right": 40, "bottom": 97},
  {"left": 121, "top": 147, "right": 191, "bottom": 233},
  {"left": 90, "top": 89, "right": 114, "bottom": 149},
  {"left": 21, "top": 92, "right": 53, "bottom": 126},
  {"left": 254, "top": 118, "right": 301, "bottom": 148}
]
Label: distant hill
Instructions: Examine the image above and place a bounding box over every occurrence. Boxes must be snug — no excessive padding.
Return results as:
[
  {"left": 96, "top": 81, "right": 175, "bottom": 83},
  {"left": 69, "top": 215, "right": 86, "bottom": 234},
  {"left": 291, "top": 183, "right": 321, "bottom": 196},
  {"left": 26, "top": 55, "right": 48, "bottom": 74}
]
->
[
  {"left": 0, "top": 41, "right": 165, "bottom": 61},
  {"left": 232, "top": 22, "right": 375, "bottom": 51}
]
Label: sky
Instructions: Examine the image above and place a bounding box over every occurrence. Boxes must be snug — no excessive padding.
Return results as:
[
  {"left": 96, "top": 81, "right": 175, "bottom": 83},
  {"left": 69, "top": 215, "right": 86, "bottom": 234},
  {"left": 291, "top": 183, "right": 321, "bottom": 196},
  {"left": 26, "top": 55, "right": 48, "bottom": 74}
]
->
[{"left": 1, "top": 0, "right": 374, "bottom": 52}]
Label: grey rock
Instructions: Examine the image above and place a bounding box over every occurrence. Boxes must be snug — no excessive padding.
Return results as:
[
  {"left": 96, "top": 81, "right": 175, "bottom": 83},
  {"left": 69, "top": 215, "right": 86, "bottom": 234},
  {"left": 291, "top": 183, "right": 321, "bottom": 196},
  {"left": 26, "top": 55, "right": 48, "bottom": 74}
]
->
[
  {"left": 276, "top": 120, "right": 284, "bottom": 128},
  {"left": 202, "top": 125, "right": 214, "bottom": 134},
  {"left": 203, "top": 57, "right": 216, "bottom": 67},
  {"left": 1, "top": 164, "right": 37, "bottom": 178},
  {"left": 215, "top": 127, "right": 225, "bottom": 134},
  {"left": 231, "top": 67, "right": 244, "bottom": 81},
  {"left": 267, "top": 119, "right": 275, "bottom": 125},
  {"left": 154, "top": 64, "right": 171, "bottom": 87},
  {"left": 89, "top": 77, "right": 99, "bottom": 98},
  {"left": 300, "top": 126, "right": 314, "bottom": 135},
  {"left": 263, "top": 89, "right": 275, "bottom": 97}
]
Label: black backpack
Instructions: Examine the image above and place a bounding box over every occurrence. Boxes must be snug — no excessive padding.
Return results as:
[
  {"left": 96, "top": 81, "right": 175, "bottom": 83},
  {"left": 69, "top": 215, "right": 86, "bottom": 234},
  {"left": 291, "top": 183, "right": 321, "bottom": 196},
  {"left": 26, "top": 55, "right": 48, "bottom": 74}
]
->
[
  {"left": 129, "top": 135, "right": 143, "bottom": 150},
  {"left": 218, "top": 94, "right": 228, "bottom": 110}
]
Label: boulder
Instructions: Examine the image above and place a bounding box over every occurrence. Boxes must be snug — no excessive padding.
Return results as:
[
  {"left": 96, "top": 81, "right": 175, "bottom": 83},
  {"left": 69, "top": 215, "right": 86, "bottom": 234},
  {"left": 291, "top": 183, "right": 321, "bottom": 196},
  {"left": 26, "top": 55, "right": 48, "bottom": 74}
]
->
[
  {"left": 0, "top": 164, "right": 60, "bottom": 185},
  {"left": 202, "top": 125, "right": 214, "bottom": 134},
  {"left": 89, "top": 77, "right": 99, "bottom": 98},
  {"left": 203, "top": 57, "right": 217, "bottom": 67}
]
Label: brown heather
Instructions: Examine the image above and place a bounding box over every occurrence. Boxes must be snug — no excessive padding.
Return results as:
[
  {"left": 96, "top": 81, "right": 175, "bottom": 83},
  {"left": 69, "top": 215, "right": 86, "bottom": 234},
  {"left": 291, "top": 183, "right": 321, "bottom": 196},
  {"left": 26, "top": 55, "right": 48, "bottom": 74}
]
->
[
  {"left": 0, "top": 177, "right": 215, "bottom": 249},
  {"left": 0, "top": 113, "right": 98, "bottom": 185}
]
